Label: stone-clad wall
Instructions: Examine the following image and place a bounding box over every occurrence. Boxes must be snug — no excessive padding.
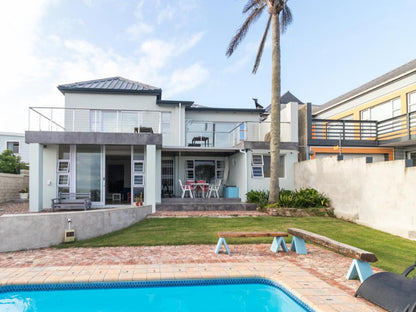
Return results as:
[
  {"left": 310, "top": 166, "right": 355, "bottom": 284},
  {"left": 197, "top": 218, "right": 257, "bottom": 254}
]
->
[{"left": 0, "top": 170, "right": 29, "bottom": 203}]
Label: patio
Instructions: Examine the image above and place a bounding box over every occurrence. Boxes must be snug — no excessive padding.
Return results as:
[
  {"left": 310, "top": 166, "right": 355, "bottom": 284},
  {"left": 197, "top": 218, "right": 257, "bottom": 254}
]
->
[{"left": 0, "top": 202, "right": 384, "bottom": 311}]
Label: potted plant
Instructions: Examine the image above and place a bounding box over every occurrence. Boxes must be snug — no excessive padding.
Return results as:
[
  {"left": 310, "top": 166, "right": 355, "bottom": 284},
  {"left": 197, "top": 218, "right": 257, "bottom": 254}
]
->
[
  {"left": 19, "top": 187, "right": 29, "bottom": 200},
  {"left": 138, "top": 192, "right": 143, "bottom": 206},
  {"left": 134, "top": 193, "right": 143, "bottom": 206}
]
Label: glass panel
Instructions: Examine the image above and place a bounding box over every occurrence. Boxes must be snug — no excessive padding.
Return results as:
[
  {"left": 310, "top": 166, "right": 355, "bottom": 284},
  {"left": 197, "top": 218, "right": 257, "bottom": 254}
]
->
[
  {"left": 408, "top": 92, "right": 416, "bottom": 113},
  {"left": 121, "top": 111, "right": 138, "bottom": 133},
  {"left": 58, "top": 174, "right": 69, "bottom": 187},
  {"left": 133, "top": 175, "right": 144, "bottom": 186},
  {"left": 133, "top": 146, "right": 145, "bottom": 160},
  {"left": 134, "top": 162, "right": 144, "bottom": 173},
  {"left": 279, "top": 155, "right": 285, "bottom": 178},
  {"left": 58, "top": 160, "right": 70, "bottom": 172},
  {"left": 76, "top": 145, "right": 101, "bottom": 202},
  {"left": 252, "top": 166, "right": 263, "bottom": 177},
  {"left": 102, "top": 111, "right": 118, "bottom": 132},
  {"left": 7, "top": 142, "right": 19, "bottom": 153},
  {"left": 90, "top": 110, "right": 100, "bottom": 132},
  {"left": 252, "top": 155, "right": 263, "bottom": 165},
  {"left": 59, "top": 145, "right": 70, "bottom": 159},
  {"left": 194, "top": 160, "right": 215, "bottom": 183},
  {"left": 161, "top": 112, "right": 171, "bottom": 133}
]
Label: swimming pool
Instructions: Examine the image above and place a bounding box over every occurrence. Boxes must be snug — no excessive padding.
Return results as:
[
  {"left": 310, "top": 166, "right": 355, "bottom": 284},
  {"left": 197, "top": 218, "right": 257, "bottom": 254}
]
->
[{"left": 0, "top": 278, "right": 315, "bottom": 312}]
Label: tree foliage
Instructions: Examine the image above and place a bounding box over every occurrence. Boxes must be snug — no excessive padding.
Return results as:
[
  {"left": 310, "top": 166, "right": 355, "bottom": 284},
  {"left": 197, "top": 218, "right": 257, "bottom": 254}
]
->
[{"left": 0, "top": 149, "right": 28, "bottom": 174}]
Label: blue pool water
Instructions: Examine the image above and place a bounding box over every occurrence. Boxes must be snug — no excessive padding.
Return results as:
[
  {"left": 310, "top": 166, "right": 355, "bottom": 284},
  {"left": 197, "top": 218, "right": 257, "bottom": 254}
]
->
[{"left": 0, "top": 278, "right": 314, "bottom": 312}]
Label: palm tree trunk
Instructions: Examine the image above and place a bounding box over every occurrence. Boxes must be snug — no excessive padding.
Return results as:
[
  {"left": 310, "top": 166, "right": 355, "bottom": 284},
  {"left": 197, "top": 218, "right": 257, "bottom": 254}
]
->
[{"left": 268, "top": 13, "right": 281, "bottom": 203}]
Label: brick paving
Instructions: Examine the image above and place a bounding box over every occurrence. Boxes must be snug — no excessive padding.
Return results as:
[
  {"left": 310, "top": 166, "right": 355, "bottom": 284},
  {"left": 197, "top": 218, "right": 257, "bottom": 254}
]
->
[{"left": 0, "top": 202, "right": 385, "bottom": 311}]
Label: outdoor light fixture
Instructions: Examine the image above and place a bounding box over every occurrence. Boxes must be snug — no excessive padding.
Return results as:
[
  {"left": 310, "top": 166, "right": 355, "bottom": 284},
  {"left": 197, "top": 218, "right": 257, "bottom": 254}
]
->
[{"left": 64, "top": 218, "right": 76, "bottom": 243}]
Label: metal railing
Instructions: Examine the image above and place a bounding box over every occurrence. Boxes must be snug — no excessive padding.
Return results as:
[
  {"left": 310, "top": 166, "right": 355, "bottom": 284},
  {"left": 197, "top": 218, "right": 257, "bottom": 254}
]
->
[
  {"left": 310, "top": 111, "right": 416, "bottom": 146},
  {"left": 28, "top": 107, "right": 163, "bottom": 133}
]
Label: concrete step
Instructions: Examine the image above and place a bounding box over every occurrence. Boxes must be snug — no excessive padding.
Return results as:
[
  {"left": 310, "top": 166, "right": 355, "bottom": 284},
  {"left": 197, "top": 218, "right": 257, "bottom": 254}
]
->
[{"left": 156, "top": 200, "right": 257, "bottom": 212}]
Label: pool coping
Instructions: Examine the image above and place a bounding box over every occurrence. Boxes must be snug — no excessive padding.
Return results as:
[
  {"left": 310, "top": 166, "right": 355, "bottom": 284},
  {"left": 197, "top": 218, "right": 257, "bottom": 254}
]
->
[
  {"left": 0, "top": 277, "right": 315, "bottom": 312},
  {"left": 0, "top": 260, "right": 383, "bottom": 312}
]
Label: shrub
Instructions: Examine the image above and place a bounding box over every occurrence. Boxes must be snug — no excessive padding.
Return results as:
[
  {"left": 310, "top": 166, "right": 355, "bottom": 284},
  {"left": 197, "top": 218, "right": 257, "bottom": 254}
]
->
[
  {"left": 0, "top": 149, "right": 26, "bottom": 174},
  {"left": 268, "top": 188, "right": 330, "bottom": 209},
  {"left": 246, "top": 190, "right": 269, "bottom": 210}
]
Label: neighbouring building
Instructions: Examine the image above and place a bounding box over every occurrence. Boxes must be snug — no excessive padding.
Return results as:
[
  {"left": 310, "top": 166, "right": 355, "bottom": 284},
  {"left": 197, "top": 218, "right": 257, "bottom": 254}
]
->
[
  {"left": 299, "top": 58, "right": 416, "bottom": 163},
  {"left": 26, "top": 77, "right": 299, "bottom": 212},
  {"left": 0, "top": 132, "right": 30, "bottom": 163}
]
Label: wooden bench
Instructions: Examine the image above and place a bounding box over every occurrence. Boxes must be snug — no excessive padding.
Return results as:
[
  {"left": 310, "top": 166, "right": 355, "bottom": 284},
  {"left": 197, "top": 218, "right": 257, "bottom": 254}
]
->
[
  {"left": 288, "top": 228, "right": 378, "bottom": 282},
  {"left": 215, "top": 231, "right": 288, "bottom": 255},
  {"left": 51, "top": 192, "right": 92, "bottom": 212}
]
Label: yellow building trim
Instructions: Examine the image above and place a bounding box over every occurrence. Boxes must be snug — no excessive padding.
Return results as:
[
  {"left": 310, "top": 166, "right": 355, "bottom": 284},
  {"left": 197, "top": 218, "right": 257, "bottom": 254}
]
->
[
  {"left": 310, "top": 147, "right": 394, "bottom": 161},
  {"left": 327, "top": 83, "right": 416, "bottom": 120}
]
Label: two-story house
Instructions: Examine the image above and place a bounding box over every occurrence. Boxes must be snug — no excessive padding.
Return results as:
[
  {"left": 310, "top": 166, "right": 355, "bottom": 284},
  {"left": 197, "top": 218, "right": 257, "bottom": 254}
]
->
[
  {"left": 26, "top": 77, "right": 299, "bottom": 212},
  {"left": 299, "top": 58, "right": 416, "bottom": 163}
]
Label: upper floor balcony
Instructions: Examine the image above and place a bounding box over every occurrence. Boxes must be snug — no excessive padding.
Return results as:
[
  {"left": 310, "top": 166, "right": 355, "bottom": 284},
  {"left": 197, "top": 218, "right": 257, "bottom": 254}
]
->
[
  {"left": 29, "top": 107, "right": 296, "bottom": 148},
  {"left": 309, "top": 111, "right": 416, "bottom": 147}
]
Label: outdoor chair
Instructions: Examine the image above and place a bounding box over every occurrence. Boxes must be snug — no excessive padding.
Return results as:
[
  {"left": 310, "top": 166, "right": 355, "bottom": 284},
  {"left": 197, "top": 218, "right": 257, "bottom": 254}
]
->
[
  {"left": 208, "top": 179, "right": 222, "bottom": 198},
  {"left": 179, "top": 179, "right": 193, "bottom": 198}
]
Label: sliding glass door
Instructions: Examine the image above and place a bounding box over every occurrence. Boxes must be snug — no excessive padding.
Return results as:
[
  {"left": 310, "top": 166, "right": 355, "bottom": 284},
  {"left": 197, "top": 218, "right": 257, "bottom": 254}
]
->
[{"left": 76, "top": 145, "right": 103, "bottom": 204}]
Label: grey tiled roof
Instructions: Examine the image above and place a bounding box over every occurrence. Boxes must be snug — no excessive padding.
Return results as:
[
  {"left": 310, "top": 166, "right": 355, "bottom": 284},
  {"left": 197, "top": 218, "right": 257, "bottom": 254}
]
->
[
  {"left": 57, "top": 77, "right": 162, "bottom": 95},
  {"left": 265, "top": 91, "right": 303, "bottom": 112},
  {"left": 313, "top": 58, "right": 416, "bottom": 115}
]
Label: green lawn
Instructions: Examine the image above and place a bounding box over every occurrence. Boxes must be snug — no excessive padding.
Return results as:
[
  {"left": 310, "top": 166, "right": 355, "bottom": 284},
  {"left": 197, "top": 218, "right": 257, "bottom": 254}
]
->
[{"left": 60, "top": 216, "right": 416, "bottom": 274}]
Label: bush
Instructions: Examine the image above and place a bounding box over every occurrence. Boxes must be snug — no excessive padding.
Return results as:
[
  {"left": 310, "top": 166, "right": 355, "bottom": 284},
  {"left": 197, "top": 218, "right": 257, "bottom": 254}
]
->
[
  {"left": 246, "top": 190, "right": 269, "bottom": 210},
  {"left": 268, "top": 188, "right": 330, "bottom": 209},
  {"left": 0, "top": 149, "right": 26, "bottom": 174}
]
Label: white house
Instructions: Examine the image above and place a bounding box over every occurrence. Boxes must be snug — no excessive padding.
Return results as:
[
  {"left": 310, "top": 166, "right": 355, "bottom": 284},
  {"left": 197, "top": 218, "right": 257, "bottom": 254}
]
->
[
  {"left": 0, "top": 132, "right": 30, "bottom": 163},
  {"left": 26, "top": 77, "right": 299, "bottom": 212}
]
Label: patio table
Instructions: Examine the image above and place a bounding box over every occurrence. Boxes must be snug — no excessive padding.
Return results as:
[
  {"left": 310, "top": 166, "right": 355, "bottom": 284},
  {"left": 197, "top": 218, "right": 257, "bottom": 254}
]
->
[{"left": 191, "top": 182, "right": 209, "bottom": 198}]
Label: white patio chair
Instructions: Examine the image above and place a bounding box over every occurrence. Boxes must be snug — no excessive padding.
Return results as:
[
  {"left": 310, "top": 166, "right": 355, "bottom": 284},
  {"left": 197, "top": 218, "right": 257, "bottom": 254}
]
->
[
  {"left": 179, "top": 179, "right": 193, "bottom": 198},
  {"left": 208, "top": 179, "right": 222, "bottom": 198}
]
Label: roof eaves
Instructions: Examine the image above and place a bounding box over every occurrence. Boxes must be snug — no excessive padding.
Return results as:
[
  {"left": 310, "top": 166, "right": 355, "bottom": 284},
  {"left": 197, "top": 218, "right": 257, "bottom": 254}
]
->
[{"left": 186, "top": 107, "right": 265, "bottom": 113}]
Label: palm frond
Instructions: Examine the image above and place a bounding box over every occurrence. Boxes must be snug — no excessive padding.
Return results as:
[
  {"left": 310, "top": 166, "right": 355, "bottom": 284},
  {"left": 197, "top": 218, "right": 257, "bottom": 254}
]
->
[
  {"left": 252, "top": 14, "right": 271, "bottom": 74},
  {"left": 280, "top": 4, "right": 293, "bottom": 33},
  {"left": 226, "top": 3, "right": 266, "bottom": 57},
  {"left": 243, "top": 0, "right": 265, "bottom": 13}
]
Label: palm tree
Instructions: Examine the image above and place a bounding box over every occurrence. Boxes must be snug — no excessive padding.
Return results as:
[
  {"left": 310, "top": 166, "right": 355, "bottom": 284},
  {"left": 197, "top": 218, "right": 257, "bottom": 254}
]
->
[{"left": 226, "top": 0, "right": 292, "bottom": 203}]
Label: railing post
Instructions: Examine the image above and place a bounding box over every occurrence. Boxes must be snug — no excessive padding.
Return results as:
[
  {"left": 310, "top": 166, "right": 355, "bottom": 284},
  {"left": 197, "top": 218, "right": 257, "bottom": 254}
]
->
[
  {"left": 342, "top": 120, "right": 346, "bottom": 140},
  {"left": 407, "top": 111, "right": 411, "bottom": 140}
]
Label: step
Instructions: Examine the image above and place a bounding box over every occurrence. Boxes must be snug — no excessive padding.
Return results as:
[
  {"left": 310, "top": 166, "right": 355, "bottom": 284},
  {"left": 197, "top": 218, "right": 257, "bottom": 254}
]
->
[{"left": 156, "top": 202, "right": 257, "bottom": 212}]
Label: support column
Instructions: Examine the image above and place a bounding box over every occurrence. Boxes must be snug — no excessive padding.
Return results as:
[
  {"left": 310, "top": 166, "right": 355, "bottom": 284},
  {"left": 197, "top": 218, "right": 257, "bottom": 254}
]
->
[
  {"left": 145, "top": 145, "right": 157, "bottom": 213},
  {"left": 29, "top": 144, "right": 43, "bottom": 212}
]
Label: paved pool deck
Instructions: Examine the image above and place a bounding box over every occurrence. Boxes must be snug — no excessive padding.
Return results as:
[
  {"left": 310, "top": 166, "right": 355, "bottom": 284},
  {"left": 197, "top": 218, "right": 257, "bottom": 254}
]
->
[{"left": 0, "top": 203, "right": 384, "bottom": 311}]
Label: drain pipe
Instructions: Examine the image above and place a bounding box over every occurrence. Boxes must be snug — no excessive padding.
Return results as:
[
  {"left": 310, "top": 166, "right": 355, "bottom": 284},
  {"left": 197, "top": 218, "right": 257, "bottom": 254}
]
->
[{"left": 239, "top": 149, "right": 248, "bottom": 202}]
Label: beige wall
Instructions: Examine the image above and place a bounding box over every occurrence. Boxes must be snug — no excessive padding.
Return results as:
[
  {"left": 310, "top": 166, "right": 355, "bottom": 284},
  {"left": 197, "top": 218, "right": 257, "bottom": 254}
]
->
[
  {"left": 295, "top": 156, "right": 416, "bottom": 240},
  {"left": 0, "top": 171, "right": 29, "bottom": 203}
]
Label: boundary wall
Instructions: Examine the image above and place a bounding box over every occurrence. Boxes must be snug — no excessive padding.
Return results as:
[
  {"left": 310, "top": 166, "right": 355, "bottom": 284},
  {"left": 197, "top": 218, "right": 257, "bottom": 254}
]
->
[
  {"left": 0, "top": 205, "right": 151, "bottom": 252},
  {"left": 0, "top": 170, "right": 29, "bottom": 203},
  {"left": 295, "top": 156, "right": 416, "bottom": 240}
]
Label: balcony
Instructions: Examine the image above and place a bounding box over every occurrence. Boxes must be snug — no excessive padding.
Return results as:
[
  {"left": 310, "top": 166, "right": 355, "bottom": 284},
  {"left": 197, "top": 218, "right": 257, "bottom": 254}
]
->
[
  {"left": 28, "top": 107, "right": 164, "bottom": 133},
  {"left": 309, "top": 111, "right": 416, "bottom": 147},
  {"left": 185, "top": 120, "right": 293, "bottom": 148}
]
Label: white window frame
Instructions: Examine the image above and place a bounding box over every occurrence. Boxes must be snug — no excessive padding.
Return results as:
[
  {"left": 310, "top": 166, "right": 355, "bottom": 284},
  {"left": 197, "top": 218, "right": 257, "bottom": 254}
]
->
[
  {"left": 57, "top": 173, "right": 70, "bottom": 187},
  {"left": 58, "top": 160, "right": 70, "bottom": 173},
  {"left": 133, "top": 160, "right": 145, "bottom": 187},
  {"left": 6, "top": 141, "right": 20, "bottom": 154},
  {"left": 251, "top": 154, "right": 285, "bottom": 178}
]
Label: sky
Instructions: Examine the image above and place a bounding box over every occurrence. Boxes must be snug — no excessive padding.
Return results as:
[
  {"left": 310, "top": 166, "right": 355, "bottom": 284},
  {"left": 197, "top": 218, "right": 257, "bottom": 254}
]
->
[{"left": 1, "top": 0, "right": 416, "bottom": 133}]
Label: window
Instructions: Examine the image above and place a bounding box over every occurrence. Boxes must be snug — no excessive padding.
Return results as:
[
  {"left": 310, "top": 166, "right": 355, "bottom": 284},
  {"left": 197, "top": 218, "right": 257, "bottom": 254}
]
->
[
  {"left": 6, "top": 141, "right": 19, "bottom": 154},
  {"left": 161, "top": 112, "right": 171, "bottom": 134},
  {"left": 185, "top": 160, "right": 195, "bottom": 180},
  {"left": 57, "top": 145, "right": 71, "bottom": 193},
  {"left": 360, "top": 97, "right": 401, "bottom": 121},
  {"left": 252, "top": 154, "right": 285, "bottom": 178},
  {"left": 408, "top": 91, "right": 416, "bottom": 113},
  {"left": 133, "top": 160, "right": 145, "bottom": 187}
]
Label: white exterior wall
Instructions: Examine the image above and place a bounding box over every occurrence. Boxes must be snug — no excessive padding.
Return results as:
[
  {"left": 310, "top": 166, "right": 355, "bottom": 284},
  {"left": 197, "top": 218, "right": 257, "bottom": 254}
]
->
[
  {"left": 185, "top": 110, "right": 260, "bottom": 123},
  {"left": 247, "top": 150, "right": 297, "bottom": 193},
  {"left": 0, "top": 133, "right": 30, "bottom": 163},
  {"left": 227, "top": 152, "right": 248, "bottom": 200},
  {"left": 295, "top": 156, "right": 416, "bottom": 240},
  {"left": 261, "top": 102, "right": 299, "bottom": 143},
  {"left": 42, "top": 145, "right": 58, "bottom": 209},
  {"left": 315, "top": 72, "right": 416, "bottom": 118}
]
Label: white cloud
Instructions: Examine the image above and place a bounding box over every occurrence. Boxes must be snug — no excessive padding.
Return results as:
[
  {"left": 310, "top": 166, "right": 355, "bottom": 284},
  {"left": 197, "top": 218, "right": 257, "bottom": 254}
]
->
[
  {"left": 166, "top": 63, "right": 209, "bottom": 97},
  {"left": 125, "top": 1, "right": 154, "bottom": 40}
]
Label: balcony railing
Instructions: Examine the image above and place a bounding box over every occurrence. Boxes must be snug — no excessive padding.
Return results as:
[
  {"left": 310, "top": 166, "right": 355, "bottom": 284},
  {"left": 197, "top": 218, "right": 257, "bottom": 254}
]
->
[
  {"left": 28, "top": 107, "right": 163, "bottom": 133},
  {"left": 309, "top": 111, "right": 416, "bottom": 146}
]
